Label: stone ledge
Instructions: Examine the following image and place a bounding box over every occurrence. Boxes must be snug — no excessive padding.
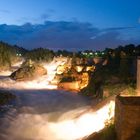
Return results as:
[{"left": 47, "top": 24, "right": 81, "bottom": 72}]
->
[
  {"left": 115, "top": 95, "right": 140, "bottom": 140},
  {"left": 116, "top": 95, "right": 140, "bottom": 106}
]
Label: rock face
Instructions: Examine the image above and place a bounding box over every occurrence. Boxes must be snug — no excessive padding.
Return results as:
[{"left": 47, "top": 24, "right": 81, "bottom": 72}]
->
[
  {"left": 93, "top": 57, "right": 103, "bottom": 64},
  {"left": 58, "top": 81, "right": 80, "bottom": 91},
  {"left": 137, "top": 57, "right": 140, "bottom": 95},
  {"left": 115, "top": 95, "right": 140, "bottom": 140},
  {"left": 56, "top": 71, "right": 89, "bottom": 91},
  {"left": 10, "top": 64, "right": 47, "bottom": 81}
]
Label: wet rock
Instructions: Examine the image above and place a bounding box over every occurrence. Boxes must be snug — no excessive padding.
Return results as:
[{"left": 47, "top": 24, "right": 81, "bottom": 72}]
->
[
  {"left": 58, "top": 81, "right": 80, "bottom": 91},
  {"left": 10, "top": 63, "right": 47, "bottom": 81}
]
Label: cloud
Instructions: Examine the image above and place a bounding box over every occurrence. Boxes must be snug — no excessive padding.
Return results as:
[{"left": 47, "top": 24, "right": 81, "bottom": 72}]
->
[
  {"left": 40, "top": 14, "right": 50, "bottom": 20},
  {"left": 0, "top": 21, "right": 140, "bottom": 51},
  {"left": 91, "top": 26, "right": 136, "bottom": 40},
  {"left": 17, "top": 17, "right": 30, "bottom": 23},
  {"left": 103, "top": 26, "right": 135, "bottom": 31},
  {"left": 17, "top": 10, "right": 54, "bottom": 24},
  {"left": 0, "top": 9, "right": 10, "bottom": 13},
  {"left": 39, "top": 9, "right": 55, "bottom": 21},
  {"left": 47, "top": 9, "right": 55, "bottom": 13}
]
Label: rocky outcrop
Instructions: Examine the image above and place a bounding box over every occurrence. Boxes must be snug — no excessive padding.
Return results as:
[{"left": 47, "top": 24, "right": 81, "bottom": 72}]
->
[
  {"left": 10, "top": 64, "right": 47, "bottom": 81},
  {"left": 115, "top": 95, "right": 140, "bottom": 140},
  {"left": 93, "top": 57, "right": 103, "bottom": 64},
  {"left": 58, "top": 81, "right": 80, "bottom": 91},
  {"left": 56, "top": 71, "right": 89, "bottom": 91}
]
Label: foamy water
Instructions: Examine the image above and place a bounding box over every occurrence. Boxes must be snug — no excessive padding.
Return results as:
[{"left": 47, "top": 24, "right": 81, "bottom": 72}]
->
[
  {"left": 0, "top": 88, "right": 92, "bottom": 140},
  {"left": 0, "top": 98, "right": 114, "bottom": 140},
  {"left": 0, "top": 59, "right": 115, "bottom": 140},
  {"left": 0, "top": 58, "right": 66, "bottom": 90}
]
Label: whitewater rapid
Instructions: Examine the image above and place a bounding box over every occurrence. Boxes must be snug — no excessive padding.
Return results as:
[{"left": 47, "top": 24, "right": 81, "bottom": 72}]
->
[
  {"left": 0, "top": 89, "right": 92, "bottom": 140},
  {"left": 0, "top": 59, "right": 92, "bottom": 140},
  {"left": 0, "top": 59, "right": 115, "bottom": 140}
]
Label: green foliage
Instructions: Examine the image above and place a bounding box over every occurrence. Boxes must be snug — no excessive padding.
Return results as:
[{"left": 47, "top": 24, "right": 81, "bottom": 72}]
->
[
  {"left": 104, "top": 84, "right": 125, "bottom": 96},
  {"left": 101, "top": 124, "right": 116, "bottom": 140},
  {"left": 56, "top": 50, "right": 73, "bottom": 57},
  {"left": 105, "top": 46, "right": 137, "bottom": 84},
  {"left": 0, "top": 41, "right": 25, "bottom": 70},
  {"left": 127, "top": 85, "right": 136, "bottom": 95},
  {"left": 104, "top": 83, "right": 136, "bottom": 97},
  {"left": 25, "top": 48, "right": 54, "bottom": 62}
]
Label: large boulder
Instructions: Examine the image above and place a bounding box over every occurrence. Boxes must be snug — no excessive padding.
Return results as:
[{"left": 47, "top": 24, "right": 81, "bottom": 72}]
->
[{"left": 10, "top": 64, "right": 47, "bottom": 81}]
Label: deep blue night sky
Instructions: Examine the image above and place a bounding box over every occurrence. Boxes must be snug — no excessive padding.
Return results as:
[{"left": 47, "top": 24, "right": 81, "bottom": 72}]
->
[{"left": 0, "top": 0, "right": 140, "bottom": 50}]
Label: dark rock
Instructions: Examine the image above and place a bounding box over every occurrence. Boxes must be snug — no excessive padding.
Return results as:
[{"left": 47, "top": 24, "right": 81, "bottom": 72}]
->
[
  {"left": 10, "top": 63, "right": 47, "bottom": 81},
  {"left": 0, "top": 90, "right": 16, "bottom": 106}
]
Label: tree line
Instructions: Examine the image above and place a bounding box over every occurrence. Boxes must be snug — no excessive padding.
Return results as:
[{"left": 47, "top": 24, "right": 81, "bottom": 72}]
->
[
  {"left": 0, "top": 41, "right": 27, "bottom": 70},
  {"left": 0, "top": 41, "right": 140, "bottom": 74}
]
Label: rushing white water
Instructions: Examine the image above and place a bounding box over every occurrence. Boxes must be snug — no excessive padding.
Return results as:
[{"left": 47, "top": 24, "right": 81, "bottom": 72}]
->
[
  {"left": 0, "top": 97, "right": 114, "bottom": 140},
  {"left": 0, "top": 59, "right": 115, "bottom": 140},
  {"left": 0, "top": 58, "right": 66, "bottom": 90}
]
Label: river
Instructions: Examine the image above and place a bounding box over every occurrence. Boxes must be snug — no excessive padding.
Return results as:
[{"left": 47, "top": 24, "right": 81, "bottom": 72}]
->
[
  {"left": 0, "top": 60, "right": 93, "bottom": 140},
  {"left": 0, "top": 60, "right": 114, "bottom": 140}
]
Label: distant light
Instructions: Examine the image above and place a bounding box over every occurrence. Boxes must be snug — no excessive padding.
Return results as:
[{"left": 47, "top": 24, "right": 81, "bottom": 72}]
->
[
  {"left": 95, "top": 52, "right": 98, "bottom": 55},
  {"left": 82, "top": 52, "right": 87, "bottom": 55},
  {"left": 89, "top": 52, "right": 93, "bottom": 55},
  {"left": 16, "top": 53, "right": 22, "bottom": 56},
  {"left": 102, "top": 52, "right": 105, "bottom": 55}
]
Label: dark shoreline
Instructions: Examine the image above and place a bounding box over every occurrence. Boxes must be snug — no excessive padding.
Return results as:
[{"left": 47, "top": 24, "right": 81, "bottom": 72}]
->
[{"left": 0, "top": 89, "right": 16, "bottom": 108}]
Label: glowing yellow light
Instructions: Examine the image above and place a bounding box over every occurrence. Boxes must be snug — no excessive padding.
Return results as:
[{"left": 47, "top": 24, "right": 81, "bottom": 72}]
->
[
  {"left": 48, "top": 100, "right": 115, "bottom": 140},
  {"left": 75, "top": 66, "right": 83, "bottom": 72},
  {"left": 0, "top": 58, "right": 67, "bottom": 90},
  {"left": 0, "top": 58, "right": 116, "bottom": 140},
  {"left": 86, "top": 66, "right": 95, "bottom": 72}
]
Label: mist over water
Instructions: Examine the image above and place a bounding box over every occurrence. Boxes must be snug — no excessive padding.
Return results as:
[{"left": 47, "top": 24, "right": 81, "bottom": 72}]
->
[
  {"left": 0, "top": 59, "right": 65, "bottom": 90},
  {"left": 0, "top": 59, "right": 115, "bottom": 140},
  {"left": 0, "top": 90, "right": 91, "bottom": 140},
  {"left": 0, "top": 60, "right": 92, "bottom": 140}
]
